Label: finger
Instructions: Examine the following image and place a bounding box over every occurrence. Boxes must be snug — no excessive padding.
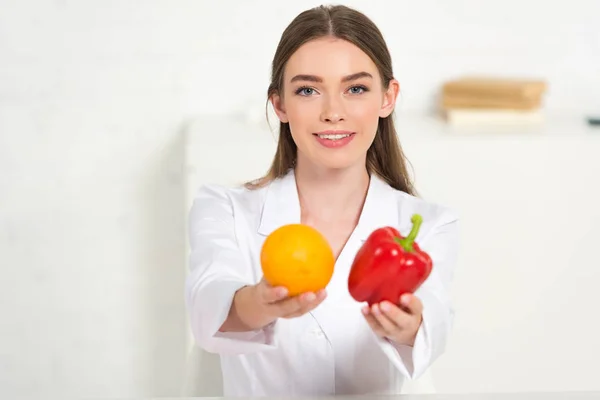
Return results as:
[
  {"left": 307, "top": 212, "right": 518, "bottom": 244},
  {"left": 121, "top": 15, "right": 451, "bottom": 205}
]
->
[
  {"left": 257, "top": 279, "right": 289, "bottom": 303},
  {"left": 284, "top": 290, "right": 327, "bottom": 318},
  {"left": 399, "top": 293, "right": 424, "bottom": 316},
  {"left": 362, "top": 306, "right": 386, "bottom": 337},
  {"left": 379, "top": 301, "right": 413, "bottom": 328},
  {"left": 277, "top": 291, "right": 321, "bottom": 317},
  {"left": 270, "top": 292, "right": 309, "bottom": 316},
  {"left": 371, "top": 303, "right": 401, "bottom": 335}
]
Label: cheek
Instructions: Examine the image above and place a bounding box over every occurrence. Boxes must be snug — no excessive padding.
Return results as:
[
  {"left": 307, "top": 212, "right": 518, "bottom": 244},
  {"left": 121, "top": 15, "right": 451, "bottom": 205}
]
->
[
  {"left": 283, "top": 98, "right": 314, "bottom": 128},
  {"left": 346, "top": 100, "right": 381, "bottom": 133},
  {"left": 286, "top": 98, "right": 319, "bottom": 120},
  {"left": 284, "top": 100, "right": 315, "bottom": 145}
]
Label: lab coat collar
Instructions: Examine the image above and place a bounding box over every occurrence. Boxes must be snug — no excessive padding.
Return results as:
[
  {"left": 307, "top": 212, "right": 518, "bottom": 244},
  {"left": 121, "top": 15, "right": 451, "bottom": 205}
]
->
[{"left": 257, "top": 168, "right": 399, "bottom": 241}]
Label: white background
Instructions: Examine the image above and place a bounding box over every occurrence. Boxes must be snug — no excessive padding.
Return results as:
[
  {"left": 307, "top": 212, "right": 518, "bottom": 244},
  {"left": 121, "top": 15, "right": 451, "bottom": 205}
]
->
[{"left": 1, "top": 0, "right": 599, "bottom": 398}]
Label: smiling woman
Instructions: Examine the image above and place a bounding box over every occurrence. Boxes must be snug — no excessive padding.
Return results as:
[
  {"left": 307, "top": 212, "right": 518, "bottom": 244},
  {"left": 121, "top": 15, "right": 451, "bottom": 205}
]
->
[
  {"left": 276, "top": 42, "right": 386, "bottom": 166},
  {"left": 251, "top": 7, "right": 416, "bottom": 195},
  {"left": 185, "top": 4, "right": 460, "bottom": 398}
]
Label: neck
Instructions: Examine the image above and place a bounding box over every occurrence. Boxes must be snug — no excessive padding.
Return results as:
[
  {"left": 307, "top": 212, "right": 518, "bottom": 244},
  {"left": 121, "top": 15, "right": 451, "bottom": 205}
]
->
[{"left": 294, "top": 157, "right": 370, "bottom": 224}]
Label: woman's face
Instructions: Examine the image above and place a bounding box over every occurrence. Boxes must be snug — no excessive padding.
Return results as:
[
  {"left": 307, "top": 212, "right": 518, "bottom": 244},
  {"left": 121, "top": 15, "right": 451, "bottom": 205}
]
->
[{"left": 272, "top": 37, "right": 399, "bottom": 171}]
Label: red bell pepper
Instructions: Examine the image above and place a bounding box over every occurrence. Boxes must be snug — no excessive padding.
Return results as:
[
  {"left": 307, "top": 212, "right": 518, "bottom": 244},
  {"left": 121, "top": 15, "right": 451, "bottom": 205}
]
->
[{"left": 348, "top": 214, "right": 433, "bottom": 306}]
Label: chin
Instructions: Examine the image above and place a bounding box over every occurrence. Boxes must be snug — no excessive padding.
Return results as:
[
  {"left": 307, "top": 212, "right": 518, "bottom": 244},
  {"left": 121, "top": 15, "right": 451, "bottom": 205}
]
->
[{"left": 313, "top": 154, "right": 363, "bottom": 171}]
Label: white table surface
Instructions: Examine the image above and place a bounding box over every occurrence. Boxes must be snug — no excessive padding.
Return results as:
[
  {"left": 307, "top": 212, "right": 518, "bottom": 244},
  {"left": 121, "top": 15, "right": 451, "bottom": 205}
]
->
[{"left": 143, "top": 392, "right": 600, "bottom": 400}]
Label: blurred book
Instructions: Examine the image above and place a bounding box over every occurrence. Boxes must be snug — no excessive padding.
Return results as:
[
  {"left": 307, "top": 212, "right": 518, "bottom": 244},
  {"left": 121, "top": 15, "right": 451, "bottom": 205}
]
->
[
  {"left": 445, "top": 109, "right": 543, "bottom": 125},
  {"left": 440, "top": 76, "right": 548, "bottom": 126}
]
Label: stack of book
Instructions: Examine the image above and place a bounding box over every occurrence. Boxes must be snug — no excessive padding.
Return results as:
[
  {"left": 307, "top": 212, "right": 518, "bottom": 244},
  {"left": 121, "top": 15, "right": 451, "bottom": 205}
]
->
[{"left": 440, "top": 77, "right": 547, "bottom": 126}]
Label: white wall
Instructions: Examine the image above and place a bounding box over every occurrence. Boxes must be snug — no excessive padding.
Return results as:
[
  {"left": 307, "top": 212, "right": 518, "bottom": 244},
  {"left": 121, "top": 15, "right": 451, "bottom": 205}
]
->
[{"left": 1, "top": 0, "right": 599, "bottom": 398}]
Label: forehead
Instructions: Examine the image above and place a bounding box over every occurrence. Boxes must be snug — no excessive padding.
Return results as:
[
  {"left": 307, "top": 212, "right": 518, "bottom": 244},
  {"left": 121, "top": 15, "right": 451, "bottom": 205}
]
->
[{"left": 284, "top": 37, "right": 379, "bottom": 81}]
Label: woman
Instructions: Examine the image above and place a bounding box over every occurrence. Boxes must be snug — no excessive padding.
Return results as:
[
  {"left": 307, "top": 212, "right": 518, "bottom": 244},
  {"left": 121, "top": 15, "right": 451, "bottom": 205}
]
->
[{"left": 185, "top": 4, "right": 459, "bottom": 397}]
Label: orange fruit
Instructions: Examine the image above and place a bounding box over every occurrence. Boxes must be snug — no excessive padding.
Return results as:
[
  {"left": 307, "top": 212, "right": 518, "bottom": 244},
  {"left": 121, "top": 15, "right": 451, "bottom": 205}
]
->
[{"left": 260, "top": 224, "right": 335, "bottom": 296}]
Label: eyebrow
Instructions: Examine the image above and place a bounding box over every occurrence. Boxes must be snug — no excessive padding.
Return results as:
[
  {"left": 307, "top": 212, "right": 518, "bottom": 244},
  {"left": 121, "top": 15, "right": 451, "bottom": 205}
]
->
[{"left": 290, "top": 71, "right": 373, "bottom": 83}]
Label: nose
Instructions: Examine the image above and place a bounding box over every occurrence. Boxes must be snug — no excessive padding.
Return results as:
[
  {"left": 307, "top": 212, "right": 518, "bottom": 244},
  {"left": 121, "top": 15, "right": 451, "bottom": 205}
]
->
[{"left": 320, "top": 95, "right": 345, "bottom": 123}]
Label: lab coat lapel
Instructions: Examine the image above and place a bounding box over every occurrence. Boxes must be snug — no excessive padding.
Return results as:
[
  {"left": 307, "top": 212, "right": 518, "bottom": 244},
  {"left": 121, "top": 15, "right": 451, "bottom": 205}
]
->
[
  {"left": 256, "top": 170, "right": 400, "bottom": 240},
  {"left": 257, "top": 168, "right": 301, "bottom": 237},
  {"left": 354, "top": 173, "right": 400, "bottom": 242},
  {"left": 310, "top": 174, "right": 402, "bottom": 343},
  {"left": 329, "top": 173, "right": 401, "bottom": 291}
]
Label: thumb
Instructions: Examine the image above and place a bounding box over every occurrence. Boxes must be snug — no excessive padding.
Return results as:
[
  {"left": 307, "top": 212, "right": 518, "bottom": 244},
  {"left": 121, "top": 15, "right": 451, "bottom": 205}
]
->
[{"left": 400, "top": 293, "right": 423, "bottom": 315}]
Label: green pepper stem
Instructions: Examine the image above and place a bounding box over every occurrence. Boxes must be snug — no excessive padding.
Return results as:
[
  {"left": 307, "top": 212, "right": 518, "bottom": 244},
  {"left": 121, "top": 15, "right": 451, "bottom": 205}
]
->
[{"left": 394, "top": 214, "right": 423, "bottom": 252}]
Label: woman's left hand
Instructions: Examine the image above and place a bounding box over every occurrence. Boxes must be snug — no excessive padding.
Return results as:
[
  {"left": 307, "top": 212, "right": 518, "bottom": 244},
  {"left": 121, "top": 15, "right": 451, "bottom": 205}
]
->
[{"left": 362, "top": 293, "right": 423, "bottom": 347}]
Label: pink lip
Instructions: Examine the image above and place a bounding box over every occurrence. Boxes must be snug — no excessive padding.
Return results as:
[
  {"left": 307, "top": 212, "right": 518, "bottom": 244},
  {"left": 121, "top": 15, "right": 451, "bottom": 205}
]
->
[{"left": 313, "top": 131, "right": 356, "bottom": 149}]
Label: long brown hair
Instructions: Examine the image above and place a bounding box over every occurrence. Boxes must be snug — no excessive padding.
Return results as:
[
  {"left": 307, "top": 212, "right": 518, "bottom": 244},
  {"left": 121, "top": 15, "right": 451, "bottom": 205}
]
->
[{"left": 246, "top": 4, "right": 416, "bottom": 196}]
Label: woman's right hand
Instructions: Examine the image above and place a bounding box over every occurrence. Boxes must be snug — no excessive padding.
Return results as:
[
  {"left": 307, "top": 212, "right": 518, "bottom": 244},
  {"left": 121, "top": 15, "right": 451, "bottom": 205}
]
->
[{"left": 222, "top": 278, "right": 327, "bottom": 332}]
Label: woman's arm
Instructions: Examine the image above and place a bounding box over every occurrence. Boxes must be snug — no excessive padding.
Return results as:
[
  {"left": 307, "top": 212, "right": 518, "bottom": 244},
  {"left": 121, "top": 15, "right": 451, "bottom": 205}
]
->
[
  {"left": 184, "top": 185, "right": 278, "bottom": 355},
  {"left": 185, "top": 185, "right": 326, "bottom": 354}
]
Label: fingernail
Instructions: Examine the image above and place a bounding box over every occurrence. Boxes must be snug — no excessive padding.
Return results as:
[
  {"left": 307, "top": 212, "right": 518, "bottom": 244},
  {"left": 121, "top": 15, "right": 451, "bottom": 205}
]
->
[
  {"left": 362, "top": 306, "right": 369, "bottom": 315},
  {"left": 380, "top": 302, "right": 390, "bottom": 311},
  {"left": 401, "top": 294, "right": 410, "bottom": 306},
  {"left": 372, "top": 304, "right": 380, "bottom": 315},
  {"left": 277, "top": 288, "right": 288, "bottom": 298}
]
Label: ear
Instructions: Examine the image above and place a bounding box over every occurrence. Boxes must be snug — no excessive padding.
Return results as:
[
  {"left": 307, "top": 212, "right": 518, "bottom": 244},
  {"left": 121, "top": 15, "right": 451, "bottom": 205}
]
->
[
  {"left": 379, "top": 79, "right": 400, "bottom": 118},
  {"left": 270, "top": 92, "right": 289, "bottom": 123}
]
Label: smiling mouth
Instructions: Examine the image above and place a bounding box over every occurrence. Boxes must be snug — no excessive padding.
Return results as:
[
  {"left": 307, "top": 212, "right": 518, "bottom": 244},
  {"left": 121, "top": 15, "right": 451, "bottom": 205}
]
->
[{"left": 313, "top": 132, "right": 355, "bottom": 140}]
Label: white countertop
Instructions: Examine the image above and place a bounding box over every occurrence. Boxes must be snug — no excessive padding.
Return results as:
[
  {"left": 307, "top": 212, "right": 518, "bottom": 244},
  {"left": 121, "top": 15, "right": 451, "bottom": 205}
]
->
[{"left": 147, "top": 392, "right": 600, "bottom": 400}]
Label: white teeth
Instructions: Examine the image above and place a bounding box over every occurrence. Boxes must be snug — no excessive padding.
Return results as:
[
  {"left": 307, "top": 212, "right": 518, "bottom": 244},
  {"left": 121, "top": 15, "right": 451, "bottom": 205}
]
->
[{"left": 318, "top": 134, "right": 351, "bottom": 140}]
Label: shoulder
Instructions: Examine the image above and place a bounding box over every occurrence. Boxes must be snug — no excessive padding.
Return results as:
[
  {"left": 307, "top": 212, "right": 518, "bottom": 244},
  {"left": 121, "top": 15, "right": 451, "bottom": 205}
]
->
[
  {"left": 395, "top": 190, "right": 458, "bottom": 224},
  {"left": 189, "top": 181, "right": 268, "bottom": 220},
  {"left": 389, "top": 188, "right": 459, "bottom": 243}
]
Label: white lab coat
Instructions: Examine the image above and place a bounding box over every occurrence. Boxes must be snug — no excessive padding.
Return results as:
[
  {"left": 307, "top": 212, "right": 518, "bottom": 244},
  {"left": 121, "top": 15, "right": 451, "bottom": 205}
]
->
[{"left": 185, "top": 168, "right": 459, "bottom": 397}]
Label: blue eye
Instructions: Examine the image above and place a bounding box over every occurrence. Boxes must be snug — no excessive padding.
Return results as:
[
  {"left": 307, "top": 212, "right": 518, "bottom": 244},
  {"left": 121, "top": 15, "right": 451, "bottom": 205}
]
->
[
  {"left": 296, "top": 86, "right": 316, "bottom": 96},
  {"left": 349, "top": 85, "right": 367, "bottom": 94}
]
